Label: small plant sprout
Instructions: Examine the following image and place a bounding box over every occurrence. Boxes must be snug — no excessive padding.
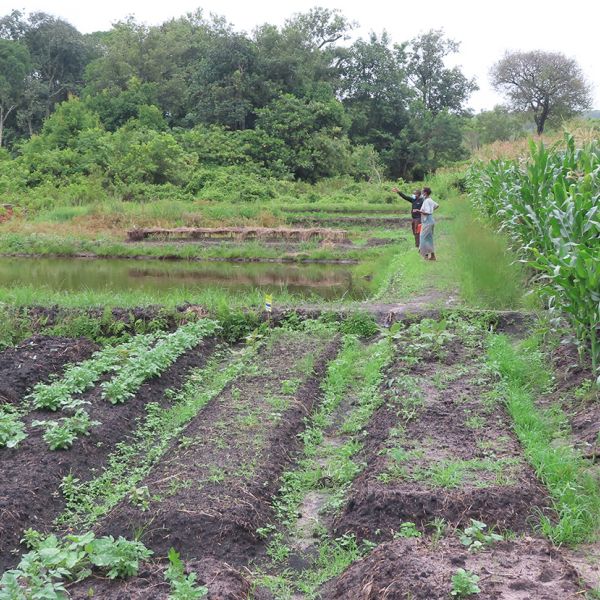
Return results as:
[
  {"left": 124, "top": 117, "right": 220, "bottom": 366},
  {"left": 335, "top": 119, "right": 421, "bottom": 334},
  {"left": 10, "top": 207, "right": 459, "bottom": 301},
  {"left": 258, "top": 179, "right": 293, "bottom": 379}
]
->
[
  {"left": 451, "top": 568, "right": 481, "bottom": 597},
  {"left": 393, "top": 522, "right": 422, "bottom": 539},
  {"left": 165, "top": 547, "right": 208, "bottom": 599},
  {"left": 459, "top": 519, "right": 503, "bottom": 552},
  {"left": 128, "top": 486, "right": 151, "bottom": 511}
]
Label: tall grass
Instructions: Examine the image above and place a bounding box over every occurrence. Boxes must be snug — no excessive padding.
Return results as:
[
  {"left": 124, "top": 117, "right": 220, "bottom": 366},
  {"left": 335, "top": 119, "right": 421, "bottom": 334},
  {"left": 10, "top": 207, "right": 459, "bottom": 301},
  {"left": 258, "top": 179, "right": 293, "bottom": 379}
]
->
[
  {"left": 468, "top": 135, "right": 600, "bottom": 379},
  {"left": 487, "top": 334, "right": 600, "bottom": 545}
]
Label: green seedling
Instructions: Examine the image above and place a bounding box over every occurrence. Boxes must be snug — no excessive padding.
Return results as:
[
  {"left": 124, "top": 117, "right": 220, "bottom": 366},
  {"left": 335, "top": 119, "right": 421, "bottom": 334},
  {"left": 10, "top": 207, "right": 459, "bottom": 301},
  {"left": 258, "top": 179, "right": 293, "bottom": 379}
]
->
[
  {"left": 165, "top": 548, "right": 207, "bottom": 599},
  {"left": 459, "top": 519, "right": 502, "bottom": 552},
  {"left": 393, "top": 522, "right": 421, "bottom": 539},
  {"left": 451, "top": 568, "right": 480, "bottom": 597}
]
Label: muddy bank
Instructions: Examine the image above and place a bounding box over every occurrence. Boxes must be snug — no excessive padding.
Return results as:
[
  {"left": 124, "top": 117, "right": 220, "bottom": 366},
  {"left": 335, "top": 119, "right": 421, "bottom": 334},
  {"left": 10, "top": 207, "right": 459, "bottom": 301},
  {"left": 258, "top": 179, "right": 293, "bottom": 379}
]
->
[{"left": 0, "top": 251, "right": 360, "bottom": 265}]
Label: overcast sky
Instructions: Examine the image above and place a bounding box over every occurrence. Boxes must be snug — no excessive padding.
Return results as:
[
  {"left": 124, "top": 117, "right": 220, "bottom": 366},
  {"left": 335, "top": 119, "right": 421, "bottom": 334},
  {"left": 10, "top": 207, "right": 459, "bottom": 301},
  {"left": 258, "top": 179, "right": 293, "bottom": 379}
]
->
[{"left": 4, "top": 0, "right": 600, "bottom": 111}]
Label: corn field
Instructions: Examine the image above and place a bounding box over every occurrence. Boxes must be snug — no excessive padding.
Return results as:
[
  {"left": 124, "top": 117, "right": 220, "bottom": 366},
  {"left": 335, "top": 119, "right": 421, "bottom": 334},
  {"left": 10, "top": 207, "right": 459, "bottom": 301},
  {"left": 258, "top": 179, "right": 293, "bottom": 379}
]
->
[{"left": 467, "top": 135, "right": 600, "bottom": 382}]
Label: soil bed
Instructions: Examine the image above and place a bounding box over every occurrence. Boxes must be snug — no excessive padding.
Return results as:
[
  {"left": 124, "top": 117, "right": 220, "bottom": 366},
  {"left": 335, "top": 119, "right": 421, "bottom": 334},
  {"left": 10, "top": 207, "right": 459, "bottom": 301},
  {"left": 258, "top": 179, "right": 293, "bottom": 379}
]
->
[
  {"left": 68, "top": 557, "right": 262, "bottom": 600},
  {"left": 0, "top": 335, "right": 97, "bottom": 405},
  {"left": 334, "top": 323, "right": 551, "bottom": 542},
  {"left": 95, "top": 330, "right": 339, "bottom": 567},
  {"left": 0, "top": 338, "right": 217, "bottom": 573},
  {"left": 321, "top": 536, "right": 581, "bottom": 599}
]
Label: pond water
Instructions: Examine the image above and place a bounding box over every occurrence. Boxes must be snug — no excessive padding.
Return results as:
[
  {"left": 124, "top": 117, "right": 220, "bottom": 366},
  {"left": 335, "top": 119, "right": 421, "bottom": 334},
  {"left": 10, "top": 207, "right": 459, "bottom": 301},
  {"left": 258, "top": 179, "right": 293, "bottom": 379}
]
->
[{"left": 0, "top": 257, "right": 374, "bottom": 300}]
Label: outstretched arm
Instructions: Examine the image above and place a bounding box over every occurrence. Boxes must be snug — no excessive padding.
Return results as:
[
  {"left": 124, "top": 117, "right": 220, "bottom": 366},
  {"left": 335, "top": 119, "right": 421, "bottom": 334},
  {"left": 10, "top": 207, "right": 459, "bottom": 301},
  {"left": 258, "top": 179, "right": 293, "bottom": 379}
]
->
[{"left": 394, "top": 190, "right": 414, "bottom": 203}]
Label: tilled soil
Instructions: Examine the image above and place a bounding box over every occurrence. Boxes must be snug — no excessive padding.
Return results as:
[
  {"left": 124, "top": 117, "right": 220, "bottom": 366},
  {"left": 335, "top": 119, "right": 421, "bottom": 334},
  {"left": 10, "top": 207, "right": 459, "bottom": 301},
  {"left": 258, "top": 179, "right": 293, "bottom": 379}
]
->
[
  {"left": 320, "top": 537, "right": 581, "bottom": 599},
  {"left": 96, "top": 332, "right": 340, "bottom": 566},
  {"left": 68, "top": 557, "right": 265, "bottom": 600},
  {"left": 0, "top": 335, "right": 97, "bottom": 405},
  {"left": 333, "top": 331, "right": 551, "bottom": 542},
  {"left": 0, "top": 339, "right": 217, "bottom": 573}
]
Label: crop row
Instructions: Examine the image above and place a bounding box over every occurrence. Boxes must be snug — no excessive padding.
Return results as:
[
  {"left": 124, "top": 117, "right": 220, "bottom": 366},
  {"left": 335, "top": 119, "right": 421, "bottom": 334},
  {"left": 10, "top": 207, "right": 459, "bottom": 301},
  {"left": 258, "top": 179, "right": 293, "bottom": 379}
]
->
[
  {"left": 28, "top": 332, "right": 161, "bottom": 411},
  {"left": 467, "top": 135, "right": 599, "bottom": 379},
  {"left": 0, "top": 320, "right": 219, "bottom": 451}
]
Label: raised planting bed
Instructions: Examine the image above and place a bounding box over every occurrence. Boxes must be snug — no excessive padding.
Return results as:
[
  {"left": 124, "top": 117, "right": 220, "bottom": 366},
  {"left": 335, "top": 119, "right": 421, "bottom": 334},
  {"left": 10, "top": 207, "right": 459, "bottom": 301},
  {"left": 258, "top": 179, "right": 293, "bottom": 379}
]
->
[
  {"left": 127, "top": 226, "right": 349, "bottom": 243},
  {"left": 93, "top": 328, "right": 340, "bottom": 566},
  {"left": 0, "top": 325, "right": 219, "bottom": 572},
  {"left": 0, "top": 336, "right": 97, "bottom": 405},
  {"left": 320, "top": 536, "right": 581, "bottom": 599},
  {"left": 333, "top": 319, "right": 551, "bottom": 543}
]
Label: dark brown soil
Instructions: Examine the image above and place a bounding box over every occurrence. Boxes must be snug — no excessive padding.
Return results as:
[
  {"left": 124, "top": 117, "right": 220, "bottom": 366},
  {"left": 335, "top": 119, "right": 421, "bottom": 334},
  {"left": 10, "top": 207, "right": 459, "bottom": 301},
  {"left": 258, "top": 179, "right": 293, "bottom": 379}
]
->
[
  {"left": 68, "top": 557, "right": 266, "bottom": 600},
  {"left": 95, "top": 333, "right": 339, "bottom": 566},
  {"left": 287, "top": 216, "right": 412, "bottom": 227},
  {"left": 0, "top": 336, "right": 97, "bottom": 405},
  {"left": 334, "top": 329, "right": 551, "bottom": 542},
  {"left": 544, "top": 342, "right": 599, "bottom": 452},
  {"left": 0, "top": 339, "right": 217, "bottom": 573},
  {"left": 321, "top": 537, "right": 581, "bottom": 599}
]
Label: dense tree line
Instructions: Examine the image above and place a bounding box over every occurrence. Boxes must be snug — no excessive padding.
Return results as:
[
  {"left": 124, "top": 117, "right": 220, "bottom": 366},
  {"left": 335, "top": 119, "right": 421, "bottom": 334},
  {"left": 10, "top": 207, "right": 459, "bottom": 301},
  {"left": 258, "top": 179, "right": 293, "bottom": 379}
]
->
[{"left": 0, "top": 8, "right": 481, "bottom": 183}]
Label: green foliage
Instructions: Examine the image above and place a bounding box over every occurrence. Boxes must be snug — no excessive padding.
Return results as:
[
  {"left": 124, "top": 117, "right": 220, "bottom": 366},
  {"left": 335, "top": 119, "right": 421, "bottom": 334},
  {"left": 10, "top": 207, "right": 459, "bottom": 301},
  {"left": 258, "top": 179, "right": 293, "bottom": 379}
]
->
[
  {"left": 87, "top": 535, "right": 152, "bottom": 578},
  {"left": 340, "top": 312, "right": 379, "bottom": 337},
  {"left": 469, "top": 136, "right": 600, "bottom": 379},
  {"left": 32, "top": 409, "right": 100, "bottom": 450},
  {"left": 216, "top": 307, "right": 261, "bottom": 343},
  {"left": 101, "top": 320, "right": 218, "bottom": 404},
  {"left": 0, "top": 305, "right": 32, "bottom": 349},
  {"left": 29, "top": 332, "right": 160, "bottom": 410},
  {"left": 165, "top": 548, "right": 207, "bottom": 599},
  {"left": 0, "top": 406, "right": 26, "bottom": 448},
  {"left": 0, "top": 531, "right": 152, "bottom": 598},
  {"left": 393, "top": 522, "right": 422, "bottom": 539},
  {"left": 459, "top": 519, "right": 502, "bottom": 552},
  {"left": 451, "top": 569, "right": 481, "bottom": 597},
  {"left": 487, "top": 334, "right": 600, "bottom": 544}
]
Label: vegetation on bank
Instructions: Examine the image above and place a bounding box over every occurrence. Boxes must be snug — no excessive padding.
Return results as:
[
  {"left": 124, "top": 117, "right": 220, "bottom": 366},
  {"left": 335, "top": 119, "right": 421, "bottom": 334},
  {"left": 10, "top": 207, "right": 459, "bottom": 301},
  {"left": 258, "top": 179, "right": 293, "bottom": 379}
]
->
[{"left": 469, "top": 136, "right": 600, "bottom": 380}]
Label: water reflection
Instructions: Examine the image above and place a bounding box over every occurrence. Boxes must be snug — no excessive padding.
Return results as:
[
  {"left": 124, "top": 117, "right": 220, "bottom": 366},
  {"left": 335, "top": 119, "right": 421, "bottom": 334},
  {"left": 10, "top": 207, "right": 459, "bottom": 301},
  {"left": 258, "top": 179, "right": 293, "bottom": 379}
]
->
[{"left": 0, "top": 257, "right": 373, "bottom": 300}]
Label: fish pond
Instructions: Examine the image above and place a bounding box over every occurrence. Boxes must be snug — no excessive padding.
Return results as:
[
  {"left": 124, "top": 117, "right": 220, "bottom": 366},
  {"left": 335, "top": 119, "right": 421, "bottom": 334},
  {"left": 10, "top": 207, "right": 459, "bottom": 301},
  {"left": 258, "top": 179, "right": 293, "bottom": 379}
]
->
[{"left": 0, "top": 256, "right": 375, "bottom": 300}]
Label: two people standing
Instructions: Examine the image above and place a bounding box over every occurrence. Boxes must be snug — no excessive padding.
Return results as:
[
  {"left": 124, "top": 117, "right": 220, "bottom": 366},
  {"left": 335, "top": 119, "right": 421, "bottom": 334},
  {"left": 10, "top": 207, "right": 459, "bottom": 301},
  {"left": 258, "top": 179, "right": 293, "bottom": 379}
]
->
[{"left": 392, "top": 186, "right": 439, "bottom": 261}]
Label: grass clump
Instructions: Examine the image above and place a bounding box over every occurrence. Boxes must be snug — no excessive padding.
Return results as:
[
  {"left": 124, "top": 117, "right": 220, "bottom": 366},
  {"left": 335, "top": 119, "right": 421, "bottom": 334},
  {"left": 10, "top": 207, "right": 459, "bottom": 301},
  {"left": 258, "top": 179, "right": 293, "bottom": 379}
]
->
[{"left": 487, "top": 334, "right": 600, "bottom": 544}]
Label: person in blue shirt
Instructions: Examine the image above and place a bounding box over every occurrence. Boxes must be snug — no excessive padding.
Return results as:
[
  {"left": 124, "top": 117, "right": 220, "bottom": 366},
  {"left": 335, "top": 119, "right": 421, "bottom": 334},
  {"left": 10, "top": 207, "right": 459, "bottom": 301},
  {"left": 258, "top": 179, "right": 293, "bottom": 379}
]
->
[{"left": 392, "top": 187, "right": 423, "bottom": 248}]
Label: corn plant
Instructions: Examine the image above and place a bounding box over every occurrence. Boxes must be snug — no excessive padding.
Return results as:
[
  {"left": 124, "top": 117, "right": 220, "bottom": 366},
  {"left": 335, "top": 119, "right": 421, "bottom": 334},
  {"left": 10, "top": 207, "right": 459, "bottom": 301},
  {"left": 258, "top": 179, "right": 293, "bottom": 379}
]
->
[
  {"left": 468, "top": 135, "right": 600, "bottom": 381},
  {"left": 101, "top": 320, "right": 219, "bottom": 404}
]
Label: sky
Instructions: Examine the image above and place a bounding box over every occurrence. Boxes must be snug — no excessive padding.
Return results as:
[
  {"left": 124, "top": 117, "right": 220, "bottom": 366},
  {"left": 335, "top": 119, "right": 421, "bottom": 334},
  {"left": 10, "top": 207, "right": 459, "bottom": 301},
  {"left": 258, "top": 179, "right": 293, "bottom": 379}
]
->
[{"left": 4, "top": 0, "right": 600, "bottom": 111}]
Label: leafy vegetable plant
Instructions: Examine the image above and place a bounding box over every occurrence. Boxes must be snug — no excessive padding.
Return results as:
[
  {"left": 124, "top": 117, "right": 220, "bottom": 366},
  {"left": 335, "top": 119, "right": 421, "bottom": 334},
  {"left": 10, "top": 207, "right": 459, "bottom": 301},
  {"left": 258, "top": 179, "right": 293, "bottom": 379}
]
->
[
  {"left": 165, "top": 548, "right": 207, "bottom": 599},
  {"left": 451, "top": 568, "right": 481, "bottom": 597},
  {"left": 0, "top": 407, "right": 26, "bottom": 448},
  {"left": 459, "top": 519, "right": 503, "bottom": 552},
  {"left": 33, "top": 409, "right": 100, "bottom": 450}
]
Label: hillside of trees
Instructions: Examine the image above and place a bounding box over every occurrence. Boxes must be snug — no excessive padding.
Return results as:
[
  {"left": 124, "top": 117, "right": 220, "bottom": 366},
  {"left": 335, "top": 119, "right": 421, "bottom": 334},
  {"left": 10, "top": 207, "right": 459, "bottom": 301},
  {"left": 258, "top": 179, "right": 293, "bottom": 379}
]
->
[{"left": 0, "top": 7, "right": 595, "bottom": 197}]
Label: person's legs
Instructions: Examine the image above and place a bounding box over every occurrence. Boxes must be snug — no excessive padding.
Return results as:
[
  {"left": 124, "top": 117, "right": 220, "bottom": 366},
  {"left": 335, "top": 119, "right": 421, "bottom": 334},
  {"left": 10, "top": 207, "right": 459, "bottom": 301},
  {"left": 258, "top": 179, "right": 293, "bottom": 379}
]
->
[{"left": 412, "top": 219, "right": 420, "bottom": 247}]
